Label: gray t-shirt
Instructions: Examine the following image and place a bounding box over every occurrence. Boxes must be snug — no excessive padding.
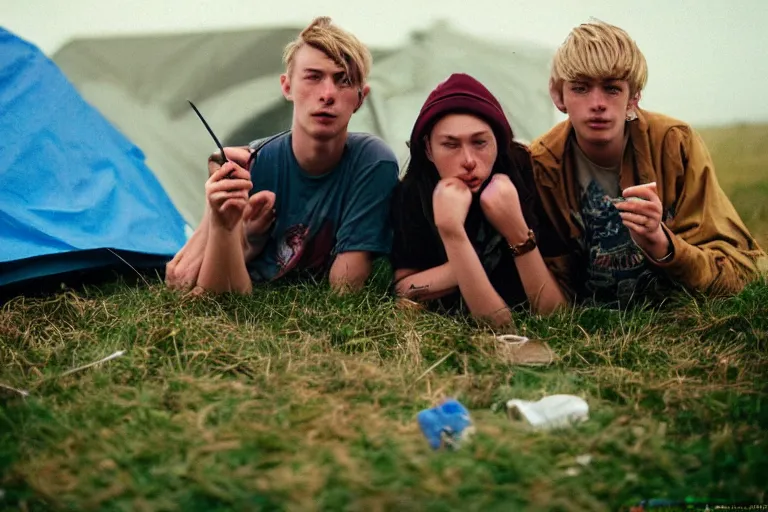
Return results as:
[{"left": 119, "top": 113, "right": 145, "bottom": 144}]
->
[
  {"left": 573, "top": 142, "right": 621, "bottom": 198},
  {"left": 572, "top": 138, "right": 665, "bottom": 305},
  {"left": 245, "top": 131, "right": 399, "bottom": 283}
]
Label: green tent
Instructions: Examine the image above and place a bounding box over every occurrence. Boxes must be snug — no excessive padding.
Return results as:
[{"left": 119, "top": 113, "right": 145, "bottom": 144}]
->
[{"left": 53, "top": 21, "right": 555, "bottom": 228}]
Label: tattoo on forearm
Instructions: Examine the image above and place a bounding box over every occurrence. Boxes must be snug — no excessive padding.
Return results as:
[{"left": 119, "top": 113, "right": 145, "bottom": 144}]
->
[{"left": 408, "top": 283, "right": 430, "bottom": 300}]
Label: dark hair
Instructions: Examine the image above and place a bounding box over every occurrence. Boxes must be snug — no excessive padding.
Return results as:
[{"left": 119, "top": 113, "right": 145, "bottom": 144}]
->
[{"left": 399, "top": 116, "right": 538, "bottom": 231}]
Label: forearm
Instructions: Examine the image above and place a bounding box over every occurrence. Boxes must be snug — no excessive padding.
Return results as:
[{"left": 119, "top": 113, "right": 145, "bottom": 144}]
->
[
  {"left": 440, "top": 231, "right": 511, "bottom": 326},
  {"left": 165, "top": 204, "right": 211, "bottom": 290},
  {"left": 393, "top": 263, "right": 458, "bottom": 301},
  {"left": 653, "top": 225, "right": 760, "bottom": 296},
  {"left": 509, "top": 246, "right": 567, "bottom": 315},
  {"left": 189, "top": 202, "right": 212, "bottom": 249},
  {"left": 329, "top": 252, "right": 372, "bottom": 294},
  {"left": 197, "top": 221, "right": 252, "bottom": 294},
  {"left": 649, "top": 128, "right": 767, "bottom": 295}
]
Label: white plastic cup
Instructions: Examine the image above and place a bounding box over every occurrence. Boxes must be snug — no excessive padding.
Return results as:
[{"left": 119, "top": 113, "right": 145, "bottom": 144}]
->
[{"left": 506, "top": 394, "right": 589, "bottom": 430}]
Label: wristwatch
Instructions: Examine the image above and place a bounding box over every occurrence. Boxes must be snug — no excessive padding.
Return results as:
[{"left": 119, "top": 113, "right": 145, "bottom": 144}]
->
[{"left": 508, "top": 229, "right": 537, "bottom": 257}]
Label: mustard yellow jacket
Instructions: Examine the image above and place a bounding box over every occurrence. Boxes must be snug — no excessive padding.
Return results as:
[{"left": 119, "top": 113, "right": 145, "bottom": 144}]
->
[{"left": 530, "top": 108, "right": 767, "bottom": 299}]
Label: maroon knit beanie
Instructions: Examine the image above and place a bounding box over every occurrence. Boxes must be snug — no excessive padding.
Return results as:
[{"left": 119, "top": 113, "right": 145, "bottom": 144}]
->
[{"left": 409, "top": 73, "right": 512, "bottom": 151}]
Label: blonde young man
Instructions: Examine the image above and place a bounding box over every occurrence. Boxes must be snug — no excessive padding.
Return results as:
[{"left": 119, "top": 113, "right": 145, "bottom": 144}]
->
[
  {"left": 165, "top": 17, "right": 399, "bottom": 294},
  {"left": 530, "top": 21, "right": 766, "bottom": 305}
]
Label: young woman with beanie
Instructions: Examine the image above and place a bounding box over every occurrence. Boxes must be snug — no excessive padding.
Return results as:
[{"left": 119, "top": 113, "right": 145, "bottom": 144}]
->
[{"left": 390, "top": 73, "right": 566, "bottom": 326}]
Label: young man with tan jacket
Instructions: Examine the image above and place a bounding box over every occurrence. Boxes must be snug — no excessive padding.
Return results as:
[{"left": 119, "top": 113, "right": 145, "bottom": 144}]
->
[{"left": 530, "top": 21, "right": 767, "bottom": 306}]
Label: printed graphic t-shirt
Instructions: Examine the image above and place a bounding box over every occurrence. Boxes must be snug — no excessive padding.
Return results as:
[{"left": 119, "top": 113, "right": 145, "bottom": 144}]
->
[
  {"left": 245, "top": 132, "right": 399, "bottom": 283},
  {"left": 573, "top": 140, "right": 669, "bottom": 305}
]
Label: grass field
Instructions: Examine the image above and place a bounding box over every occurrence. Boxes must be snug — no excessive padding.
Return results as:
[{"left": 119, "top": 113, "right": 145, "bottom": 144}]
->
[
  {"left": 1, "top": 124, "right": 767, "bottom": 511},
  {"left": 699, "top": 123, "right": 768, "bottom": 247}
]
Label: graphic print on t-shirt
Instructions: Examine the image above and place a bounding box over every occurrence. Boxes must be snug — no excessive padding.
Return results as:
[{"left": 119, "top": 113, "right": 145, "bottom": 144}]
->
[
  {"left": 273, "top": 221, "right": 336, "bottom": 280},
  {"left": 276, "top": 224, "right": 309, "bottom": 271},
  {"left": 581, "top": 179, "right": 656, "bottom": 304}
]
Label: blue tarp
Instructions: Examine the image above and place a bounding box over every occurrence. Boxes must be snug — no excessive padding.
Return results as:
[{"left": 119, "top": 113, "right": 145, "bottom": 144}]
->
[{"left": 0, "top": 28, "right": 187, "bottom": 287}]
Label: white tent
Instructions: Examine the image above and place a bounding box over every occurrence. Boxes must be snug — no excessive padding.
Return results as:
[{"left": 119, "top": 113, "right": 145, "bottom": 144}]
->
[{"left": 53, "top": 21, "right": 555, "bottom": 228}]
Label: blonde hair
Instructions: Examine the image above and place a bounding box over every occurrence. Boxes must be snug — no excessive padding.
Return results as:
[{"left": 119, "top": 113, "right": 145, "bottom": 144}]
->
[
  {"left": 282, "top": 17, "right": 372, "bottom": 87},
  {"left": 550, "top": 20, "right": 648, "bottom": 96}
]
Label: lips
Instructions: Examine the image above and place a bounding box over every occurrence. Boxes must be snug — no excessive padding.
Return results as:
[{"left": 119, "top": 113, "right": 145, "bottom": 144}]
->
[
  {"left": 312, "top": 112, "right": 337, "bottom": 120},
  {"left": 586, "top": 118, "right": 610, "bottom": 129},
  {"left": 461, "top": 177, "right": 481, "bottom": 189}
]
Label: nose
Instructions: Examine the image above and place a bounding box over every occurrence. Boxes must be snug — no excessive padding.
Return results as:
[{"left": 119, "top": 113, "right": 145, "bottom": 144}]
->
[
  {"left": 461, "top": 145, "right": 476, "bottom": 172},
  {"left": 588, "top": 89, "right": 606, "bottom": 111},
  {"left": 319, "top": 77, "right": 337, "bottom": 104}
]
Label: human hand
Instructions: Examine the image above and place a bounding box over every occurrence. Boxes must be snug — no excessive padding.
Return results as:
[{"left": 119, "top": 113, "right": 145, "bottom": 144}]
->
[
  {"left": 206, "top": 162, "right": 252, "bottom": 232},
  {"left": 207, "top": 146, "right": 252, "bottom": 176},
  {"left": 433, "top": 177, "right": 472, "bottom": 239},
  {"left": 165, "top": 233, "right": 205, "bottom": 291},
  {"left": 615, "top": 182, "right": 670, "bottom": 260},
  {"left": 479, "top": 173, "right": 529, "bottom": 243},
  {"left": 242, "top": 190, "right": 276, "bottom": 248}
]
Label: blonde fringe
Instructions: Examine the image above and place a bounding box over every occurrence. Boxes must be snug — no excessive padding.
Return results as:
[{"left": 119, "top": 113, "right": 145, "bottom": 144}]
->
[
  {"left": 283, "top": 16, "right": 372, "bottom": 86},
  {"left": 551, "top": 20, "right": 648, "bottom": 94}
]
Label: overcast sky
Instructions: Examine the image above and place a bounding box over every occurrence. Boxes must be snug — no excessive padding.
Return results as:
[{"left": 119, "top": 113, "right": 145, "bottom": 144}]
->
[{"left": 3, "top": 0, "right": 767, "bottom": 127}]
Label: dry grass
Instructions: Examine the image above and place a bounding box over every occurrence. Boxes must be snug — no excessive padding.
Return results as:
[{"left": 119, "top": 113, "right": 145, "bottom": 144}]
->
[
  {"left": 1, "top": 271, "right": 767, "bottom": 511},
  {"left": 1, "top": 123, "right": 767, "bottom": 511}
]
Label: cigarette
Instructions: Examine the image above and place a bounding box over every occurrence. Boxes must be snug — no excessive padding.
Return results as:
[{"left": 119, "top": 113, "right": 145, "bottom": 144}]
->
[{"left": 609, "top": 197, "right": 645, "bottom": 204}]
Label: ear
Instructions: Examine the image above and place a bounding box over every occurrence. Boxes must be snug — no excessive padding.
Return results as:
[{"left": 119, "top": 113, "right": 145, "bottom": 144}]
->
[
  {"left": 627, "top": 91, "right": 641, "bottom": 112},
  {"left": 353, "top": 84, "right": 371, "bottom": 113},
  {"left": 280, "top": 73, "right": 292, "bottom": 101},
  {"left": 549, "top": 78, "right": 567, "bottom": 114}
]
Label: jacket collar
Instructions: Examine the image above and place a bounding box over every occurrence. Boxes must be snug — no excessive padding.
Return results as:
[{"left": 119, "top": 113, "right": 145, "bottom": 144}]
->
[{"left": 533, "top": 108, "right": 655, "bottom": 187}]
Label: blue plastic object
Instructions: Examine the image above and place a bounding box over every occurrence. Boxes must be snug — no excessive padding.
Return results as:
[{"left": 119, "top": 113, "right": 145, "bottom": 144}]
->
[
  {"left": 417, "top": 399, "right": 474, "bottom": 450},
  {"left": 0, "top": 28, "right": 187, "bottom": 287}
]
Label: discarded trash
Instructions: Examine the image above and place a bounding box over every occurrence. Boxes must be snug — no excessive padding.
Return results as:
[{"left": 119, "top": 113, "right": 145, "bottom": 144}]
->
[
  {"left": 0, "top": 350, "right": 127, "bottom": 398},
  {"left": 495, "top": 335, "right": 555, "bottom": 366},
  {"left": 496, "top": 335, "right": 531, "bottom": 344},
  {"left": 58, "top": 350, "right": 126, "bottom": 378},
  {"left": 417, "top": 398, "right": 475, "bottom": 450},
  {"left": 0, "top": 383, "right": 29, "bottom": 398},
  {"left": 506, "top": 394, "right": 589, "bottom": 430}
]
